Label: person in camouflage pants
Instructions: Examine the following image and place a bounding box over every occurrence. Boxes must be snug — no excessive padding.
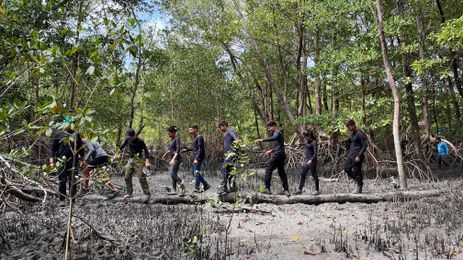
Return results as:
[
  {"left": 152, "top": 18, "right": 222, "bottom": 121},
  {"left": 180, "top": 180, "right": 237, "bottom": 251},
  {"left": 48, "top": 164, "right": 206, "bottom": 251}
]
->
[{"left": 118, "top": 129, "right": 151, "bottom": 203}]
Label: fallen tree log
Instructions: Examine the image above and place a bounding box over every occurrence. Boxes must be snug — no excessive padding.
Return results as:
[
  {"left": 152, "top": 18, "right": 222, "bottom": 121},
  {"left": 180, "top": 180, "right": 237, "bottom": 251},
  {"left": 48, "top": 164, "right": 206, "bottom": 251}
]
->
[{"left": 80, "top": 189, "right": 443, "bottom": 206}]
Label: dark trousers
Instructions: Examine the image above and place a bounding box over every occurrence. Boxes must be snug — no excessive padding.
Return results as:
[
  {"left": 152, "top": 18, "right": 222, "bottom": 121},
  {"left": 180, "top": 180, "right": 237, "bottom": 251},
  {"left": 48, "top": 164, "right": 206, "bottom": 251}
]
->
[
  {"left": 299, "top": 160, "right": 319, "bottom": 191},
  {"left": 169, "top": 159, "right": 182, "bottom": 190},
  {"left": 438, "top": 155, "right": 449, "bottom": 168},
  {"left": 220, "top": 156, "right": 236, "bottom": 190},
  {"left": 344, "top": 155, "right": 364, "bottom": 186},
  {"left": 58, "top": 161, "right": 79, "bottom": 201},
  {"left": 264, "top": 155, "right": 289, "bottom": 191},
  {"left": 192, "top": 161, "right": 209, "bottom": 189}
]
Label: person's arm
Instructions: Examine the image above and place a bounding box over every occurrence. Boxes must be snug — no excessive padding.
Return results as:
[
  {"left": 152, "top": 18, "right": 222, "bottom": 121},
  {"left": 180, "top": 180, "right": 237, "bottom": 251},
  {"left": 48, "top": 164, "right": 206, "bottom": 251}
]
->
[
  {"left": 119, "top": 139, "right": 128, "bottom": 151},
  {"left": 263, "top": 131, "right": 279, "bottom": 142},
  {"left": 49, "top": 133, "right": 60, "bottom": 166},
  {"left": 173, "top": 138, "right": 181, "bottom": 159},
  {"left": 195, "top": 136, "right": 205, "bottom": 161},
  {"left": 141, "top": 140, "right": 150, "bottom": 159},
  {"left": 229, "top": 129, "right": 239, "bottom": 141},
  {"left": 310, "top": 141, "right": 317, "bottom": 161},
  {"left": 141, "top": 140, "right": 151, "bottom": 166},
  {"left": 357, "top": 131, "right": 368, "bottom": 157}
]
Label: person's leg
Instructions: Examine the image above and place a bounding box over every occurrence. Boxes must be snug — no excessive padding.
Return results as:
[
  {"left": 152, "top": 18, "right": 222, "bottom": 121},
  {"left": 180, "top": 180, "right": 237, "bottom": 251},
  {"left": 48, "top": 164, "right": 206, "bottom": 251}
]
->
[
  {"left": 170, "top": 160, "right": 182, "bottom": 191},
  {"left": 220, "top": 158, "right": 228, "bottom": 191},
  {"left": 276, "top": 157, "right": 289, "bottom": 191},
  {"left": 344, "top": 156, "right": 355, "bottom": 179},
  {"left": 438, "top": 155, "right": 442, "bottom": 169},
  {"left": 353, "top": 157, "right": 364, "bottom": 187},
  {"left": 195, "top": 161, "right": 209, "bottom": 189},
  {"left": 192, "top": 163, "right": 200, "bottom": 189},
  {"left": 442, "top": 155, "right": 449, "bottom": 167},
  {"left": 124, "top": 159, "right": 135, "bottom": 196},
  {"left": 82, "top": 166, "right": 92, "bottom": 190},
  {"left": 298, "top": 163, "right": 310, "bottom": 191},
  {"left": 136, "top": 162, "right": 150, "bottom": 196},
  {"left": 264, "top": 157, "right": 278, "bottom": 190},
  {"left": 226, "top": 162, "right": 236, "bottom": 191},
  {"left": 311, "top": 161, "right": 320, "bottom": 192},
  {"left": 69, "top": 164, "right": 79, "bottom": 199},
  {"left": 58, "top": 164, "right": 69, "bottom": 201}
]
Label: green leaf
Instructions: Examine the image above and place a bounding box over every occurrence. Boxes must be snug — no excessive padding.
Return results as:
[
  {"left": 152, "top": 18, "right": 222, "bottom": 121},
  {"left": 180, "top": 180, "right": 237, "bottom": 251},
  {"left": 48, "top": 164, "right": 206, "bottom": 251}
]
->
[{"left": 67, "top": 46, "right": 78, "bottom": 56}]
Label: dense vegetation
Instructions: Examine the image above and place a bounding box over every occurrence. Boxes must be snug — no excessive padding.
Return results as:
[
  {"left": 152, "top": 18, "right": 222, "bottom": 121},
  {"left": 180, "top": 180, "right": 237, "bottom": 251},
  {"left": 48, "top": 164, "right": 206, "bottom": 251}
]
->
[{"left": 1, "top": 0, "right": 463, "bottom": 180}]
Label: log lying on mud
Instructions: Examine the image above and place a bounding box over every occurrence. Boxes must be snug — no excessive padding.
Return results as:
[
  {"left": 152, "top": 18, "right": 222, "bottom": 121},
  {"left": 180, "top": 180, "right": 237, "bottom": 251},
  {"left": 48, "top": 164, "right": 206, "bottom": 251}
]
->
[{"left": 81, "top": 189, "right": 443, "bottom": 206}]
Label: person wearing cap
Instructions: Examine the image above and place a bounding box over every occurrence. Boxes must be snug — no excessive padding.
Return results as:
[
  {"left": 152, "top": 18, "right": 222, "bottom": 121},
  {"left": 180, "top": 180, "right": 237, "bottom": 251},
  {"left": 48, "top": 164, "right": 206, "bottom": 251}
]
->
[
  {"left": 181, "top": 124, "right": 211, "bottom": 192},
  {"left": 295, "top": 130, "right": 320, "bottom": 195},
  {"left": 344, "top": 119, "right": 368, "bottom": 194},
  {"left": 79, "top": 138, "right": 122, "bottom": 197},
  {"left": 49, "top": 116, "right": 85, "bottom": 207},
  {"left": 218, "top": 120, "right": 239, "bottom": 194},
  {"left": 118, "top": 128, "right": 151, "bottom": 203},
  {"left": 256, "top": 121, "right": 290, "bottom": 196},
  {"left": 162, "top": 126, "right": 186, "bottom": 194},
  {"left": 435, "top": 136, "right": 449, "bottom": 169}
]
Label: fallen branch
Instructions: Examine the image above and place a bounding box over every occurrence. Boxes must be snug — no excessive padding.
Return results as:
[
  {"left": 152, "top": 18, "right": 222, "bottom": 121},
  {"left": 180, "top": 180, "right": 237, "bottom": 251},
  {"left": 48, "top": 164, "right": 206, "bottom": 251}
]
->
[{"left": 80, "top": 189, "right": 443, "bottom": 205}]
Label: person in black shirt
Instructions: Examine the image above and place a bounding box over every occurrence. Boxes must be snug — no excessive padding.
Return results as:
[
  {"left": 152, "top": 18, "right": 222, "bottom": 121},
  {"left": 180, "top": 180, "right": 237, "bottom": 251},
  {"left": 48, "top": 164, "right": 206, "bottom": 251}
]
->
[
  {"left": 49, "top": 117, "right": 85, "bottom": 207},
  {"left": 118, "top": 128, "right": 151, "bottom": 203},
  {"left": 162, "top": 126, "right": 185, "bottom": 194},
  {"left": 344, "top": 119, "right": 368, "bottom": 194},
  {"left": 256, "top": 121, "right": 289, "bottom": 196},
  {"left": 295, "top": 130, "right": 320, "bottom": 195},
  {"left": 181, "top": 125, "right": 210, "bottom": 192}
]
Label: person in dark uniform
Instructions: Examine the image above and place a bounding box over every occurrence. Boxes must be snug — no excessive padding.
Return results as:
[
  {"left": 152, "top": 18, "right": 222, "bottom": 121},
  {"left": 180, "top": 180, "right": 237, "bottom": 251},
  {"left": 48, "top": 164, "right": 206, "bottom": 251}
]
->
[
  {"left": 295, "top": 130, "right": 320, "bottom": 195},
  {"left": 344, "top": 119, "right": 368, "bottom": 194},
  {"left": 256, "top": 121, "right": 289, "bottom": 196},
  {"left": 49, "top": 116, "right": 85, "bottom": 207},
  {"left": 218, "top": 121, "right": 239, "bottom": 194},
  {"left": 181, "top": 125, "right": 211, "bottom": 192},
  {"left": 162, "top": 126, "right": 186, "bottom": 194},
  {"left": 79, "top": 138, "right": 121, "bottom": 197},
  {"left": 118, "top": 129, "right": 151, "bottom": 203}
]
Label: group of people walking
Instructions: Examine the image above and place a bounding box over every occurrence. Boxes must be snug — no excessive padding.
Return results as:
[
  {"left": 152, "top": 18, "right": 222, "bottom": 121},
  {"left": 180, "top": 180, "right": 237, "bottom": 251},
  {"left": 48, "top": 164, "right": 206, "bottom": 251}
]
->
[{"left": 49, "top": 116, "right": 368, "bottom": 206}]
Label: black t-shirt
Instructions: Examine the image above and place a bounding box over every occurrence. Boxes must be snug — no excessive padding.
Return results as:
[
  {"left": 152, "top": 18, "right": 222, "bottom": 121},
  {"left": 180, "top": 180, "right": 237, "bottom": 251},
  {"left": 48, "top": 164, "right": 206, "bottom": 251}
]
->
[
  {"left": 348, "top": 129, "right": 368, "bottom": 157},
  {"left": 120, "top": 138, "right": 150, "bottom": 159},
  {"left": 263, "top": 130, "right": 285, "bottom": 157},
  {"left": 49, "top": 131, "right": 84, "bottom": 162}
]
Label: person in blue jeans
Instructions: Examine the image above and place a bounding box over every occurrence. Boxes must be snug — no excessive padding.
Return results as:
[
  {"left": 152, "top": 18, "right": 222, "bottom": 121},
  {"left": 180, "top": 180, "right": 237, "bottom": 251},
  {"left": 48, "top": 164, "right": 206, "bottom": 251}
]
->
[
  {"left": 181, "top": 125, "right": 211, "bottom": 193},
  {"left": 435, "top": 137, "right": 449, "bottom": 168}
]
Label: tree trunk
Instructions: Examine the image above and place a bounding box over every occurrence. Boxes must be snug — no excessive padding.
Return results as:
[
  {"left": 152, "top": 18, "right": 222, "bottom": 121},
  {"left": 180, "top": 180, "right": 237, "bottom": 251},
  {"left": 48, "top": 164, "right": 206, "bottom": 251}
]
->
[
  {"left": 69, "top": 0, "right": 84, "bottom": 110},
  {"left": 416, "top": 12, "right": 431, "bottom": 140},
  {"left": 375, "top": 0, "right": 407, "bottom": 190},
  {"left": 361, "top": 77, "right": 367, "bottom": 125},
  {"left": 82, "top": 190, "right": 442, "bottom": 205},
  {"left": 129, "top": 55, "right": 142, "bottom": 129},
  {"left": 397, "top": 0, "right": 422, "bottom": 159},
  {"left": 314, "top": 30, "right": 322, "bottom": 115}
]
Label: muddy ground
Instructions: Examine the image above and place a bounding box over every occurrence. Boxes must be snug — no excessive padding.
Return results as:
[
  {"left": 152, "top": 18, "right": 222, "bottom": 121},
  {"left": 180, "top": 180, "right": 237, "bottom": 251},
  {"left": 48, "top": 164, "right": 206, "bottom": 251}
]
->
[{"left": 1, "top": 167, "right": 463, "bottom": 260}]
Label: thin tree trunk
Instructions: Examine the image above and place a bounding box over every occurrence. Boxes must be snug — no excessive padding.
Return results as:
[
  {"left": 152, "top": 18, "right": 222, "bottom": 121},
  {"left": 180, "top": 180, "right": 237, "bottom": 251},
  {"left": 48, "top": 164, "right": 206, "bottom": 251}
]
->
[
  {"left": 361, "top": 77, "right": 367, "bottom": 125},
  {"left": 314, "top": 30, "right": 322, "bottom": 115},
  {"left": 397, "top": 2, "right": 422, "bottom": 159},
  {"left": 129, "top": 55, "right": 142, "bottom": 129},
  {"left": 375, "top": 0, "right": 407, "bottom": 189},
  {"left": 416, "top": 12, "right": 431, "bottom": 140},
  {"left": 69, "top": 0, "right": 84, "bottom": 110}
]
